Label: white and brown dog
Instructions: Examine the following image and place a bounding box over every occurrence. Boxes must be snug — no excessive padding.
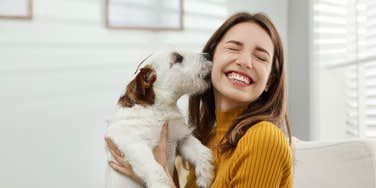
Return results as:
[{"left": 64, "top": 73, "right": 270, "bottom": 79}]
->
[{"left": 105, "top": 50, "right": 214, "bottom": 188}]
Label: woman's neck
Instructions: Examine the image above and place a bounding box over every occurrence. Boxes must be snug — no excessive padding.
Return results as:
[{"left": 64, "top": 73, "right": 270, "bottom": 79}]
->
[{"left": 213, "top": 88, "right": 248, "bottom": 112}]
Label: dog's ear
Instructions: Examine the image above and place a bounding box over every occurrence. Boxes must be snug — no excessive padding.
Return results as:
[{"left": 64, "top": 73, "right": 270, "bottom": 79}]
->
[
  {"left": 135, "top": 66, "right": 157, "bottom": 95},
  {"left": 118, "top": 66, "right": 157, "bottom": 107}
]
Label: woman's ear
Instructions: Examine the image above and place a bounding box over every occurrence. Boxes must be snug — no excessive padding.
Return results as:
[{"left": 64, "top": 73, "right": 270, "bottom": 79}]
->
[
  {"left": 265, "top": 85, "right": 270, "bottom": 92},
  {"left": 118, "top": 65, "right": 157, "bottom": 107},
  {"left": 265, "top": 74, "right": 274, "bottom": 92}
]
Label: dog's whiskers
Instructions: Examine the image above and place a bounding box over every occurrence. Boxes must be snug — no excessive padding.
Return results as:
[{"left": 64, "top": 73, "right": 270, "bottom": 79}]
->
[{"left": 134, "top": 53, "right": 153, "bottom": 74}]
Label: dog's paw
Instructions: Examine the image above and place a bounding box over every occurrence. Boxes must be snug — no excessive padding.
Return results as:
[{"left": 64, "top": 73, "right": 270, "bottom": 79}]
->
[
  {"left": 195, "top": 164, "right": 214, "bottom": 188},
  {"left": 196, "top": 168, "right": 214, "bottom": 188},
  {"left": 195, "top": 149, "right": 215, "bottom": 188}
]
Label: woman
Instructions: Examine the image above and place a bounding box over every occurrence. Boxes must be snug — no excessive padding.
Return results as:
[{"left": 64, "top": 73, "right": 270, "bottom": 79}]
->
[{"left": 106, "top": 12, "right": 293, "bottom": 188}]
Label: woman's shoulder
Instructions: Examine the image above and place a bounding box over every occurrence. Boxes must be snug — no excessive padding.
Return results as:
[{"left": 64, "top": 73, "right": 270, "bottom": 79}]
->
[
  {"left": 229, "top": 121, "right": 293, "bottom": 185},
  {"left": 243, "top": 120, "right": 286, "bottom": 139},
  {"left": 236, "top": 121, "right": 291, "bottom": 160}
]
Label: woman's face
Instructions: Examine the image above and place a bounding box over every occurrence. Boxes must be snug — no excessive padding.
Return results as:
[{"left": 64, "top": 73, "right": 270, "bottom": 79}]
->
[{"left": 211, "top": 21, "right": 274, "bottom": 111}]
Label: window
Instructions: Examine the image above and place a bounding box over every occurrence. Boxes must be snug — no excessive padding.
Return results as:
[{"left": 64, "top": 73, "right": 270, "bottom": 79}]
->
[{"left": 313, "top": 0, "right": 376, "bottom": 138}]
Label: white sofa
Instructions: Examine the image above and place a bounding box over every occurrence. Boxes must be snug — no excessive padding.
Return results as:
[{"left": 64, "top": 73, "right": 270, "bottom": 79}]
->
[{"left": 294, "top": 139, "right": 376, "bottom": 188}]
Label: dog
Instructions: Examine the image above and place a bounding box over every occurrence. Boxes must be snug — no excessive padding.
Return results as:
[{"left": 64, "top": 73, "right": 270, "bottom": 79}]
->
[{"left": 105, "top": 50, "right": 214, "bottom": 188}]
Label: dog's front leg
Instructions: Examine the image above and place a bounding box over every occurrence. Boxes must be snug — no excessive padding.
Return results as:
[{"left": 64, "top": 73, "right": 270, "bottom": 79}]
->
[
  {"left": 178, "top": 135, "right": 214, "bottom": 188},
  {"left": 118, "top": 139, "right": 171, "bottom": 188}
]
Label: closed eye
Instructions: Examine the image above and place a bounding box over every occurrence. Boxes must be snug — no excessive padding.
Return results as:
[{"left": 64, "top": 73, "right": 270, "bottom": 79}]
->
[
  {"left": 227, "top": 47, "right": 240, "bottom": 51},
  {"left": 256, "top": 55, "right": 267, "bottom": 62}
]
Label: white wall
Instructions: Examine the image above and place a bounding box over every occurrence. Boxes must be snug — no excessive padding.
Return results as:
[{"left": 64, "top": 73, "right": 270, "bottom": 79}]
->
[
  {"left": 0, "top": 0, "right": 228, "bottom": 187},
  {"left": 287, "top": 0, "right": 313, "bottom": 140}
]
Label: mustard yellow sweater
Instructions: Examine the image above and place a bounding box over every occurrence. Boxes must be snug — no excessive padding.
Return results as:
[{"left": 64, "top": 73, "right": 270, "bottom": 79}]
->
[{"left": 184, "top": 106, "right": 293, "bottom": 188}]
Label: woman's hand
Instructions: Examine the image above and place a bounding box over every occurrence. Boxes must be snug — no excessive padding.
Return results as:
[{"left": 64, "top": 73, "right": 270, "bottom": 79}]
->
[
  {"left": 152, "top": 123, "right": 179, "bottom": 188},
  {"left": 105, "top": 137, "right": 145, "bottom": 186},
  {"left": 153, "top": 123, "right": 169, "bottom": 170},
  {"left": 105, "top": 122, "right": 178, "bottom": 188}
]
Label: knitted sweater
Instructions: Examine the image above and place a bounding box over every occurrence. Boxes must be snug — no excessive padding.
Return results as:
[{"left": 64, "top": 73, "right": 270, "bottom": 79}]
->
[{"left": 184, "top": 106, "right": 293, "bottom": 188}]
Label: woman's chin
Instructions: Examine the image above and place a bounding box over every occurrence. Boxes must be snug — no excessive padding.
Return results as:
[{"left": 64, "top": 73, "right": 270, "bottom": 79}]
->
[{"left": 223, "top": 91, "right": 254, "bottom": 104}]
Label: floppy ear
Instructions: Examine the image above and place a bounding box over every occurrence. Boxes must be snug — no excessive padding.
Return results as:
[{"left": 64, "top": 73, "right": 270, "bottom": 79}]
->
[
  {"left": 135, "top": 67, "right": 157, "bottom": 96},
  {"left": 118, "top": 66, "right": 157, "bottom": 107}
]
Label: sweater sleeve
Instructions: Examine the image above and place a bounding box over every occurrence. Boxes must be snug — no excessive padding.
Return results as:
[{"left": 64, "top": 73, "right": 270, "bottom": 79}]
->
[{"left": 229, "top": 122, "right": 293, "bottom": 188}]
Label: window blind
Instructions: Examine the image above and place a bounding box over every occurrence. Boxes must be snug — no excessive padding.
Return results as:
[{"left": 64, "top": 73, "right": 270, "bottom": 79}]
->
[
  {"left": 361, "top": 0, "right": 376, "bottom": 137},
  {"left": 313, "top": 0, "right": 376, "bottom": 138}
]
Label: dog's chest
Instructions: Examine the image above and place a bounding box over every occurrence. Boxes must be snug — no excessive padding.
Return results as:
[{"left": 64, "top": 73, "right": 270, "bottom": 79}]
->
[
  {"left": 144, "top": 109, "right": 191, "bottom": 145},
  {"left": 107, "top": 106, "right": 192, "bottom": 147}
]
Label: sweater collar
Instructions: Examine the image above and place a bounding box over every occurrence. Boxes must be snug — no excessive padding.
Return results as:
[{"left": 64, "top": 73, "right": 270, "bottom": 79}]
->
[{"left": 215, "top": 105, "right": 248, "bottom": 131}]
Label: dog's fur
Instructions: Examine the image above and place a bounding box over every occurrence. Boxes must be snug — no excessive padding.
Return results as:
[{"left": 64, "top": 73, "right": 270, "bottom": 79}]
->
[{"left": 105, "top": 50, "right": 214, "bottom": 188}]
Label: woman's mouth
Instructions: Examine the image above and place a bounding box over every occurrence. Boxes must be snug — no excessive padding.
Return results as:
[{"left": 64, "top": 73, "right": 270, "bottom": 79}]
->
[{"left": 225, "top": 71, "right": 253, "bottom": 86}]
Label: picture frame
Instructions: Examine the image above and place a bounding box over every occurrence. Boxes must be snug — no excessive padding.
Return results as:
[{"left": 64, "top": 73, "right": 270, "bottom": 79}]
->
[
  {"left": 105, "top": 0, "right": 183, "bottom": 31},
  {"left": 0, "top": 0, "right": 33, "bottom": 20}
]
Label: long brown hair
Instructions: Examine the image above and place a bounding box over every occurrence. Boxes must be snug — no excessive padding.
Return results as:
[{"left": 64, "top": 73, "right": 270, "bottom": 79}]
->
[{"left": 188, "top": 12, "right": 291, "bottom": 153}]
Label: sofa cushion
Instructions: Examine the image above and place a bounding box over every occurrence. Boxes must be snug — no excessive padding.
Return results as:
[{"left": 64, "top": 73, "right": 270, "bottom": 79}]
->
[{"left": 294, "top": 140, "right": 376, "bottom": 188}]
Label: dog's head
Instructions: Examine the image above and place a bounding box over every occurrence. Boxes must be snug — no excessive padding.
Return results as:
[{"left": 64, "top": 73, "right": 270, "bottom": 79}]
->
[{"left": 118, "top": 50, "right": 212, "bottom": 107}]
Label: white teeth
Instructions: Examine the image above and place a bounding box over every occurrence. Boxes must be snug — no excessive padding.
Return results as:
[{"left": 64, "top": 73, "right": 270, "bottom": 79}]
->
[{"left": 227, "top": 72, "right": 251, "bottom": 84}]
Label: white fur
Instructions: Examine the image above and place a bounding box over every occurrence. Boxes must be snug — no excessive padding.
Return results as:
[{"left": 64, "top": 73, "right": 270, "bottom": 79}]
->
[{"left": 105, "top": 50, "right": 214, "bottom": 188}]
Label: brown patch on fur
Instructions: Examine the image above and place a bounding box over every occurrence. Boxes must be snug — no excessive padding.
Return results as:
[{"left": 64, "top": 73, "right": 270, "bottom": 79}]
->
[{"left": 118, "top": 65, "right": 157, "bottom": 107}]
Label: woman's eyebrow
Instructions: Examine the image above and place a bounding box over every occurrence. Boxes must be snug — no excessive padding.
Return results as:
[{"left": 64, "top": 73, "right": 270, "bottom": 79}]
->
[{"left": 225, "top": 40, "right": 243, "bottom": 46}]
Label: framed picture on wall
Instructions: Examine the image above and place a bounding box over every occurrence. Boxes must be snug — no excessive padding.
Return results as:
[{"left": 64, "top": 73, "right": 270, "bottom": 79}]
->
[
  {"left": 105, "top": 0, "right": 183, "bottom": 31},
  {"left": 0, "top": 0, "right": 33, "bottom": 19}
]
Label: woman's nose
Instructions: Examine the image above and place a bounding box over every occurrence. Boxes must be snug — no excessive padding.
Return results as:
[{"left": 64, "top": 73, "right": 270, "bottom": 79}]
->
[{"left": 235, "top": 52, "right": 253, "bottom": 69}]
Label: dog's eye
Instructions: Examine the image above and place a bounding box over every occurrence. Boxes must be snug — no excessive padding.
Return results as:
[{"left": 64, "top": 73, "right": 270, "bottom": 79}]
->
[{"left": 171, "top": 52, "right": 184, "bottom": 64}]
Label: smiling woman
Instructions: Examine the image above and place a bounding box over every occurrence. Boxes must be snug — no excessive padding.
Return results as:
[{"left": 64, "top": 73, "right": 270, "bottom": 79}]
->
[{"left": 186, "top": 12, "right": 293, "bottom": 188}]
